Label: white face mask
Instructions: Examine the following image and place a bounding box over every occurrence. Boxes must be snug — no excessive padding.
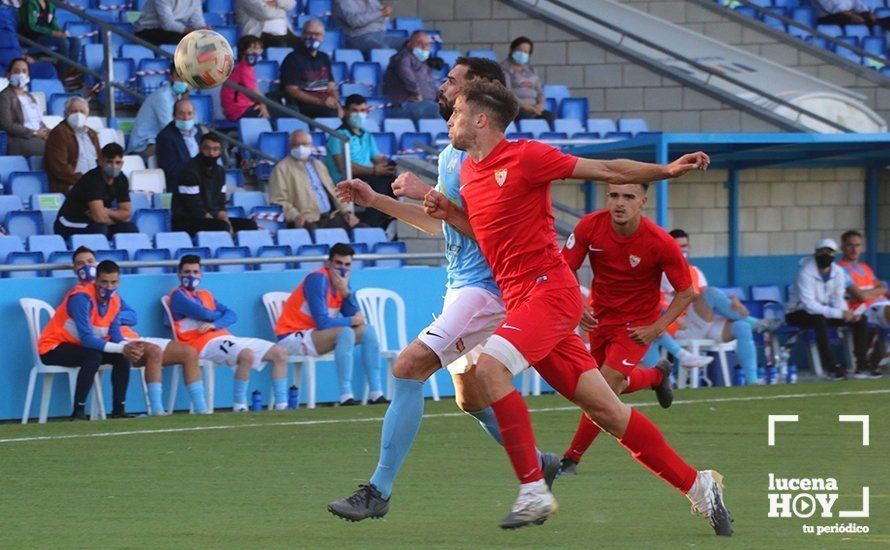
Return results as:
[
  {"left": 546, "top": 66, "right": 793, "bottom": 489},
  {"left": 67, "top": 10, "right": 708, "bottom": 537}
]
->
[
  {"left": 67, "top": 112, "right": 87, "bottom": 131},
  {"left": 290, "top": 145, "right": 313, "bottom": 161},
  {"left": 9, "top": 73, "right": 29, "bottom": 89}
]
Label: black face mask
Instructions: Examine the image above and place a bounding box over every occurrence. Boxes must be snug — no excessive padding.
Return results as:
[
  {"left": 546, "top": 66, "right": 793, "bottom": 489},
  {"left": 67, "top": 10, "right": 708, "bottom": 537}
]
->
[
  {"left": 199, "top": 154, "right": 217, "bottom": 168},
  {"left": 815, "top": 253, "right": 834, "bottom": 269}
]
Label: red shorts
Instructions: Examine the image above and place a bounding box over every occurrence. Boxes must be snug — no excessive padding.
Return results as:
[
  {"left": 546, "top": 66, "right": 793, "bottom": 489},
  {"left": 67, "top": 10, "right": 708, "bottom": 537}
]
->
[
  {"left": 589, "top": 324, "right": 650, "bottom": 377},
  {"left": 493, "top": 284, "right": 596, "bottom": 399}
]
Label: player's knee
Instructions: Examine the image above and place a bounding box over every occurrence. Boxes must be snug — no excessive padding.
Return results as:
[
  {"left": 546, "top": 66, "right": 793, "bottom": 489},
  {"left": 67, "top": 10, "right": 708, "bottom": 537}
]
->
[
  {"left": 454, "top": 392, "right": 487, "bottom": 412},
  {"left": 600, "top": 367, "right": 626, "bottom": 394},
  {"left": 393, "top": 343, "right": 434, "bottom": 380},
  {"left": 268, "top": 344, "right": 287, "bottom": 363},
  {"left": 238, "top": 348, "right": 255, "bottom": 366},
  {"left": 731, "top": 321, "right": 752, "bottom": 341},
  {"left": 145, "top": 343, "right": 163, "bottom": 362}
]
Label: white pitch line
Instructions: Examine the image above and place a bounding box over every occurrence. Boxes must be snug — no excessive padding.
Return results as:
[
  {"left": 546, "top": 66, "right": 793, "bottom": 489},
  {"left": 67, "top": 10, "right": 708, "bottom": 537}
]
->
[{"left": 2, "top": 388, "right": 888, "bottom": 445}]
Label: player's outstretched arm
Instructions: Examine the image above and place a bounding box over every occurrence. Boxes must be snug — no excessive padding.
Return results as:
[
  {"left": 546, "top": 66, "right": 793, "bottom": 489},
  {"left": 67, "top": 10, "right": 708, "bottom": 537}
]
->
[
  {"left": 423, "top": 188, "right": 475, "bottom": 239},
  {"left": 392, "top": 172, "right": 432, "bottom": 201},
  {"left": 335, "top": 179, "right": 442, "bottom": 235},
  {"left": 571, "top": 152, "right": 710, "bottom": 185}
]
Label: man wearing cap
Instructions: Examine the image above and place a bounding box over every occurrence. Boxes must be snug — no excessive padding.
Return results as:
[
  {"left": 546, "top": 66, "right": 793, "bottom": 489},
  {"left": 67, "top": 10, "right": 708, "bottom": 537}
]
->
[{"left": 785, "top": 238, "right": 869, "bottom": 380}]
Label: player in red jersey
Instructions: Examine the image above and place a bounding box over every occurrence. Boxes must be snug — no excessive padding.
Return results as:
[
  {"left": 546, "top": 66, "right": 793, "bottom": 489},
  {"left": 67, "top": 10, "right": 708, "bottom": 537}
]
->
[
  {"left": 558, "top": 184, "right": 695, "bottom": 474},
  {"left": 423, "top": 81, "right": 732, "bottom": 535}
]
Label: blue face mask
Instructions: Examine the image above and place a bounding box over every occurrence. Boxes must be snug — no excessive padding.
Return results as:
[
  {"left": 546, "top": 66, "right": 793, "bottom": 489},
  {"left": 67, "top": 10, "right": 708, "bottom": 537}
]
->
[
  {"left": 175, "top": 119, "right": 195, "bottom": 132},
  {"left": 337, "top": 268, "right": 348, "bottom": 277},
  {"left": 412, "top": 47, "right": 430, "bottom": 62},
  {"left": 245, "top": 53, "right": 260, "bottom": 66},
  {"left": 97, "top": 286, "right": 117, "bottom": 301},
  {"left": 348, "top": 113, "right": 366, "bottom": 129},
  {"left": 304, "top": 38, "right": 321, "bottom": 52},
  {"left": 171, "top": 81, "right": 189, "bottom": 97},
  {"left": 76, "top": 264, "right": 96, "bottom": 282},
  {"left": 511, "top": 51, "right": 530, "bottom": 64},
  {"left": 181, "top": 275, "right": 200, "bottom": 291}
]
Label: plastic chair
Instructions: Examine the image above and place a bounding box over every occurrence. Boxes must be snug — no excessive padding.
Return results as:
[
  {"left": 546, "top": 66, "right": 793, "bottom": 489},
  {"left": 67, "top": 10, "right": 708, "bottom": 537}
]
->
[
  {"left": 518, "top": 119, "right": 551, "bottom": 137},
  {"left": 134, "top": 248, "right": 171, "bottom": 274},
  {"left": 0, "top": 195, "right": 23, "bottom": 223},
  {"left": 558, "top": 98, "right": 588, "bottom": 124},
  {"left": 296, "top": 243, "right": 329, "bottom": 269},
  {"left": 372, "top": 241, "right": 406, "bottom": 267},
  {"left": 371, "top": 132, "right": 396, "bottom": 156},
  {"left": 155, "top": 231, "right": 193, "bottom": 255},
  {"left": 5, "top": 210, "right": 43, "bottom": 239},
  {"left": 355, "top": 288, "right": 438, "bottom": 402},
  {"left": 382, "top": 118, "right": 416, "bottom": 139},
  {"left": 236, "top": 229, "right": 274, "bottom": 255},
  {"left": 129, "top": 169, "right": 166, "bottom": 194},
  {"left": 418, "top": 118, "right": 447, "bottom": 136},
  {"left": 554, "top": 118, "right": 586, "bottom": 136},
  {"left": 160, "top": 296, "right": 217, "bottom": 413},
  {"left": 231, "top": 190, "right": 267, "bottom": 212},
  {"left": 28, "top": 234, "right": 66, "bottom": 259},
  {"left": 121, "top": 155, "right": 146, "bottom": 179},
  {"left": 0, "top": 155, "right": 30, "bottom": 183},
  {"left": 369, "top": 48, "right": 397, "bottom": 71},
  {"left": 351, "top": 227, "right": 387, "bottom": 248},
  {"left": 113, "top": 232, "right": 152, "bottom": 259},
  {"left": 275, "top": 118, "right": 310, "bottom": 135},
  {"left": 134, "top": 209, "right": 170, "bottom": 237},
  {"left": 71, "top": 233, "right": 111, "bottom": 252},
  {"left": 196, "top": 231, "right": 235, "bottom": 254},
  {"left": 7, "top": 251, "right": 43, "bottom": 277},
  {"left": 276, "top": 228, "right": 313, "bottom": 253},
  {"left": 313, "top": 227, "right": 350, "bottom": 247},
  {"left": 129, "top": 191, "right": 152, "bottom": 213}
]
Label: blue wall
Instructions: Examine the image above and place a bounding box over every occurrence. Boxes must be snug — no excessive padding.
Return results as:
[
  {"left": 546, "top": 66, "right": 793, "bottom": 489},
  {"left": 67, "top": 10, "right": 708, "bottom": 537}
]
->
[{"left": 3, "top": 267, "right": 449, "bottom": 421}]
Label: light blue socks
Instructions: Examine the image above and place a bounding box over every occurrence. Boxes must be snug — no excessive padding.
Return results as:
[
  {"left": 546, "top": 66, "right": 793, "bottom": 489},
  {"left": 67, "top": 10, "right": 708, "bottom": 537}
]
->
[
  {"left": 148, "top": 382, "right": 165, "bottom": 415},
  {"left": 657, "top": 333, "right": 683, "bottom": 356},
  {"left": 233, "top": 379, "right": 249, "bottom": 405},
  {"left": 467, "top": 407, "right": 504, "bottom": 446},
  {"left": 186, "top": 381, "right": 208, "bottom": 413},
  {"left": 370, "top": 377, "right": 424, "bottom": 499},
  {"left": 732, "top": 320, "right": 759, "bottom": 384},
  {"left": 273, "top": 376, "right": 288, "bottom": 406},
  {"left": 360, "top": 325, "right": 383, "bottom": 398},
  {"left": 641, "top": 342, "right": 662, "bottom": 367},
  {"left": 335, "top": 328, "right": 356, "bottom": 401}
]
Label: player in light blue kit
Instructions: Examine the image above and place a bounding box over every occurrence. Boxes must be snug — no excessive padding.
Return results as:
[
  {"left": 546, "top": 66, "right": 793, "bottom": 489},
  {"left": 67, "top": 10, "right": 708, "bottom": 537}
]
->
[{"left": 328, "top": 57, "right": 560, "bottom": 522}]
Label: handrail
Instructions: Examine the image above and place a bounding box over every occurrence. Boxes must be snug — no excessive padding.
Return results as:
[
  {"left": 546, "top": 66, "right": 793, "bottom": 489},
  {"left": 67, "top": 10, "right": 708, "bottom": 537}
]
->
[
  {"left": 45, "top": 0, "right": 353, "bottom": 180},
  {"left": 0, "top": 252, "right": 447, "bottom": 273}
]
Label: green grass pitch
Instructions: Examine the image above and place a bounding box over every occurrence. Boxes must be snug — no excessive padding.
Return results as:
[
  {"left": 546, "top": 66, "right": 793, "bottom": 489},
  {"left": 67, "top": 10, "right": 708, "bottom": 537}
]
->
[{"left": 1, "top": 379, "right": 888, "bottom": 548}]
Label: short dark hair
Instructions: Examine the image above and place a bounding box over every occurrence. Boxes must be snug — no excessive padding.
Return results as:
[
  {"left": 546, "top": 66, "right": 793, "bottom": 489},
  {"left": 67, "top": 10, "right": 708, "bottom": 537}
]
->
[
  {"left": 96, "top": 260, "right": 120, "bottom": 275},
  {"left": 454, "top": 56, "right": 506, "bottom": 86},
  {"left": 457, "top": 81, "right": 519, "bottom": 132},
  {"left": 345, "top": 94, "right": 366, "bottom": 109},
  {"left": 200, "top": 132, "right": 222, "bottom": 145},
  {"left": 669, "top": 229, "right": 689, "bottom": 240},
  {"left": 179, "top": 254, "right": 202, "bottom": 271},
  {"left": 841, "top": 230, "right": 862, "bottom": 244},
  {"left": 509, "top": 36, "right": 534, "bottom": 55},
  {"left": 237, "top": 35, "right": 262, "bottom": 59},
  {"left": 329, "top": 243, "right": 355, "bottom": 259},
  {"left": 72, "top": 246, "right": 95, "bottom": 264},
  {"left": 6, "top": 57, "right": 27, "bottom": 74},
  {"left": 101, "top": 142, "right": 124, "bottom": 160}
]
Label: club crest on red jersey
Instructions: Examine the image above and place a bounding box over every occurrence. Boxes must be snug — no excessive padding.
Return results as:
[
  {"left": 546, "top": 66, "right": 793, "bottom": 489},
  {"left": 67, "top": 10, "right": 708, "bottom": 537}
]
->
[
  {"left": 629, "top": 254, "right": 641, "bottom": 268},
  {"left": 494, "top": 169, "right": 508, "bottom": 186}
]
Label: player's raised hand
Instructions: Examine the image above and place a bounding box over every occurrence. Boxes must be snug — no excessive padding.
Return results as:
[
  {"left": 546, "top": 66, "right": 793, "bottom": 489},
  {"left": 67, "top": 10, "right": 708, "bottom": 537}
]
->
[
  {"left": 667, "top": 151, "right": 710, "bottom": 178},
  {"left": 423, "top": 189, "right": 450, "bottom": 220},
  {"left": 392, "top": 172, "right": 431, "bottom": 200},
  {"left": 335, "top": 179, "right": 377, "bottom": 207}
]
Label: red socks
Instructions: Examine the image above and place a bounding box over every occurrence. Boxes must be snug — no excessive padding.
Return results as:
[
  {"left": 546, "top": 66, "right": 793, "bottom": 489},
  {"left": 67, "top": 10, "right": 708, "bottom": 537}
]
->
[
  {"left": 623, "top": 366, "right": 664, "bottom": 394},
  {"left": 491, "top": 390, "right": 543, "bottom": 484},
  {"left": 618, "top": 408, "right": 697, "bottom": 493},
  {"left": 563, "top": 413, "right": 602, "bottom": 463}
]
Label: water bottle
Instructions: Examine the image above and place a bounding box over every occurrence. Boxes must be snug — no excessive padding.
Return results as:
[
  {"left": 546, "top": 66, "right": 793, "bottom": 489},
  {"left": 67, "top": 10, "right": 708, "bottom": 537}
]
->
[
  {"left": 288, "top": 385, "right": 300, "bottom": 409},
  {"left": 765, "top": 366, "right": 777, "bottom": 385},
  {"left": 786, "top": 364, "right": 798, "bottom": 384},
  {"left": 250, "top": 389, "right": 263, "bottom": 411},
  {"left": 733, "top": 366, "right": 746, "bottom": 386},
  {"left": 757, "top": 366, "right": 765, "bottom": 383}
]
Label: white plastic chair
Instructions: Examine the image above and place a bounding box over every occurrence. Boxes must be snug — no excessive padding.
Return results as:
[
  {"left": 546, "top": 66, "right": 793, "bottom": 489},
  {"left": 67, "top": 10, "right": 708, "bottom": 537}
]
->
[
  {"left": 262, "top": 291, "right": 335, "bottom": 409},
  {"left": 20, "top": 298, "right": 104, "bottom": 423},
  {"left": 121, "top": 155, "right": 146, "bottom": 180},
  {"left": 675, "top": 338, "right": 735, "bottom": 388},
  {"left": 161, "top": 295, "right": 217, "bottom": 413},
  {"left": 41, "top": 114, "right": 62, "bottom": 129},
  {"left": 129, "top": 169, "right": 166, "bottom": 194},
  {"left": 98, "top": 128, "right": 125, "bottom": 148},
  {"left": 86, "top": 116, "right": 107, "bottom": 131},
  {"left": 355, "top": 288, "right": 440, "bottom": 403}
]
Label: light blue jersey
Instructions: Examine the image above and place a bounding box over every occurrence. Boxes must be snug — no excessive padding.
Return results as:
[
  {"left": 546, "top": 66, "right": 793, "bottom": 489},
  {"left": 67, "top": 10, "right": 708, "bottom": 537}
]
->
[{"left": 437, "top": 145, "right": 500, "bottom": 296}]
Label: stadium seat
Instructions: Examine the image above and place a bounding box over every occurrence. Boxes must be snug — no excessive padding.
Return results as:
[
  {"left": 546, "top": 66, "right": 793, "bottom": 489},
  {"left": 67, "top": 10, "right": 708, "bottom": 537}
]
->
[
  {"left": 506, "top": 132, "right": 534, "bottom": 140},
  {"left": 617, "top": 118, "right": 650, "bottom": 135},
  {"left": 518, "top": 119, "right": 551, "bottom": 137},
  {"left": 190, "top": 94, "right": 213, "bottom": 125},
  {"left": 215, "top": 246, "right": 251, "bottom": 272},
  {"left": 231, "top": 191, "right": 267, "bottom": 212},
  {"left": 47, "top": 250, "right": 74, "bottom": 276},
  {"left": 371, "top": 241, "right": 406, "bottom": 267},
  {"left": 314, "top": 117, "right": 343, "bottom": 133},
  {"left": 418, "top": 118, "right": 447, "bottom": 136},
  {"left": 394, "top": 16, "right": 423, "bottom": 33},
  {"left": 717, "top": 286, "right": 746, "bottom": 300},
  {"left": 48, "top": 93, "right": 78, "bottom": 116},
  {"left": 554, "top": 118, "right": 586, "bottom": 136},
  {"left": 762, "top": 8, "right": 787, "bottom": 31},
  {"left": 539, "top": 132, "right": 568, "bottom": 141},
  {"left": 207, "top": 0, "right": 233, "bottom": 13},
  {"left": 383, "top": 118, "right": 416, "bottom": 139},
  {"left": 174, "top": 246, "right": 211, "bottom": 261},
  {"left": 155, "top": 232, "right": 194, "bottom": 256},
  {"left": 558, "top": 98, "right": 588, "bottom": 124},
  {"left": 30, "top": 193, "right": 63, "bottom": 211},
  {"left": 29, "top": 62, "right": 56, "bottom": 80},
  {"left": 331, "top": 61, "right": 347, "bottom": 84},
  {"left": 276, "top": 228, "right": 313, "bottom": 253},
  {"left": 257, "top": 131, "right": 289, "bottom": 161},
  {"left": 333, "top": 48, "right": 364, "bottom": 68},
  {"left": 30, "top": 79, "right": 65, "bottom": 100},
  {"left": 95, "top": 249, "right": 128, "bottom": 263},
  {"left": 226, "top": 206, "right": 246, "bottom": 219},
  {"left": 543, "top": 84, "right": 571, "bottom": 104},
  {"left": 296, "top": 243, "right": 329, "bottom": 270},
  {"left": 131, "top": 168, "right": 168, "bottom": 196},
  {"left": 351, "top": 62, "right": 381, "bottom": 91},
  {"left": 0, "top": 195, "right": 23, "bottom": 221},
  {"left": 134, "top": 248, "right": 171, "bottom": 274},
  {"left": 265, "top": 47, "right": 290, "bottom": 66},
  {"left": 8, "top": 172, "right": 48, "bottom": 204},
  {"left": 236, "top": 229, "right": 274, "bottom": 255},
  {"left": 816, "top": 24, "right": 844, "bottom": 38},
  {"left": 750, "top": 285, "right": 784, "bottom": 303},
  {"left": 122, "top": 44, "right": 155, "bottom": 66},
  {"left": 275, "top": 118, "right": 310, "bottom": 135},
  {"left": 71, "top": 233, "right": 111, "bottom": 252},
  {"left": 256, "top": 245, "right": 290, "bottom": 271},
  {"left": 0, "top": 234, "right": 24, "bottom": 262},
  {"left": 6, "top": 211, "right": 42, "bottom": 239},
  {"left": 0, "top": 156, "right": 30, "bottom": 183},
  {"left": 352, "top": 227, "right": 387, "bottom": 248},
  {"left": 113, "top": 233, "right": 152, "bottom": 259},
  {"left": 27, "top": 234, "right": 66, "bottom": 259},
  {"left": 250, "top": 205, "right": 284, "bottom": 232},
  {"left": 370, "top": 48, "right": 397, "bottom": 70},
  {"left": 129, "top": 191, "right": 152, "bottom": 212},
  {"left": 98, "top": 128, "right": 125, "bottom": 148},
  {"left": 225, "top": 170, "right": 244, "bottom": 190},
  {"left": 122, "top": 156, "right": 146, "bottom": 180},
  {"left": 6, "top": 251, "right": 43, "bottom": 278},
  {"left": 133, "top": 209, "right": 170, "bottom": 237},
  {"left": 197, "top": 231, "right": 235, "bottom": 254},
  {"left": 152, "top": 193, "right": 172, "bottom": 209},
  {"left": 253, "top": 60, "right": 278, "bottom": 93},
  {"left": 313, "top": 227, "right": 350, "bottom": 248},
  {"left": 467, "top": 49, "right": 497, "bottom": 61},
  {"left": 238, "top": 118, "right": 273, "bottom": 151},
  {"left": 399, "top": 132, "right": 432, "bottom": 154}
]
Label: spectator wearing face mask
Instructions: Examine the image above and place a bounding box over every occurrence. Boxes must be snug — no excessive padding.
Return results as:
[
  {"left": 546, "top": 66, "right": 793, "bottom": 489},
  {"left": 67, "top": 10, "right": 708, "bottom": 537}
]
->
[
  {"left": 45, "top": 96, "right": 100, "bottom": 195},
  {"left": 54, "top": 143, "right": 139, "bottom": 239},
  {"left": 269, "top": 130, "right": 361, "bottom": 230},
  {"left": 786, "top": 238, "right": 869, "bottom": 380},
  {"left": 0, "top": 57, "right": 49, "bottom": 156},
  {"left": 501, "top": 36, "right": 553, "bottom": 127},
  {"left": 19, "top": 0, "right": 82, "bottom": 89},
  {"left": 129, "top": 69, "right": 191, "bottom": 159},
  {"left": 382, "top": 30, "right": 439, "bottom": 122},
  {"left": 279, "top": 18, "right": 342, "bottom": 118},
  {"left": 222, "top": 35, "right": 271, "bottom": 122},
  {"left": 156, "top": 98, "right": 204, "bottom": 192}
]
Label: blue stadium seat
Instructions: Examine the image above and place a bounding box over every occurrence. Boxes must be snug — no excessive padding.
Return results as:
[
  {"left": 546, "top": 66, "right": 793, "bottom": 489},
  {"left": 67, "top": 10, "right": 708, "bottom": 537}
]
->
[
  {"left": 372, "top": 132, "right": 396, "bottom": 157},
  {"left": 95, "top": 249, "right": 128, "bottom": 264},
  {"left": 236, "top": 229, "right": 274, "bottom": 255},
  {"left": 394, "top": 17, "right": 423, "bottom": 33},
  {"left": 225, "top": 170, "right": 244, "bottom": 190},
  {"left": 134, "top": 248, "right": 171, "bottom": 274},
  {"left": 543, "top": 84, "right": 571, "bottom": 104},
  {"left": 276, "top": 118, "right": 310, "bottom": 135},
  {"left": 207, "top": 0, "right": 234, "bottom": 14},
  {"left": 253, "top": 61, "right": 278, "bottom": 94},
  {"left": 214, "top": 26, "right": 240, "bottom": 47},
  {"left": 175, "top": 246, "right": 211, "bottom": 261},
  {"left": 215, "top": 246, "right": 251, "bottom": 272},
  {"left": 365, "top": 96, "right": 387, "bottom": 126},
  {"left": 256, "top": 245, "right": 290, "bottom": 271},
  {"left": 320, "top": 29, "right": 342, "bottom": 54},
  {"left": 29, "top": 62, "right": 57, "bottom": 80},
  {"left": 314, "top": 117, "right": 343, "bottom": 132},
  {"left": 751, "top": 285, "right": 784, "bottom": 303},
  {"left": 226, "top": 206, "right": 246, "bottom": 219},
  {"left": 276, "top": 228, "right": 313, "bottom": 253},
  {"left": 717, "top": 286, "right": 746, "bottom": 300},
  {"left": 370, "top": 48, "right": 397, "bottom": 71},
  {"left": 51, "top": 92, "right": 81, "bottom": 116},
  {"left": 436, "top": 49, "right": 461, "bottom": 67},
  {"left": 28, "top": 234, "right": 66, "bottom": 259},
  {"left": 257, "top": 131, "right": 289, "bottom": 161},
  {"left": 418, "top": 118, "right": 447, "bottom": 136},
  {"left": 6, "top": 251, "right": 43, "bottom": 278},
  {"left": 762, "top": 8, "right": 787, "bottom": 31},
  {"left": 331, "top": 61, "right": 347, "bottom": 84},
  {"left": 296, "top": 243, "right": 329, "bottom": 269},
  {"left": 155, "top": 232, "right": 194, "bottom": 255},
  {"left": 334, "top": 48, "right": 364, "bottom": 68},
  {"left": 106, "top": 59, "right": 136, "bottom": 106},
  {"left": 816, "top": 24, "right": 844, "bottom": 38},
  {"left": 152, "top": 193, "right": 172, "bottom": 209},
  {"left": 539, "top": 132, "right": 568, "bottom": 141},
  {"left": 197, "top": 231, "right": 235, "bottom": 254},
  {"left": 8, "top": 172, "right": 48, "bottom": 204},
  {"left": 231, "top": 191, "right": 267, "bottom": 212},
  {"left": 791, "top": 7, "right": 816, "bottom": 28},
  {"left": 351, "top": 62, "right": 381, "bottom": 92},
  {"left": 386, "top": 29, "right": 408, "bottom": 44},
  {"left": 554, "top": 118, "right": 586, "bottom": 136},
  {"left": 0, "top": 235, "right": 24, "bottom": 262},
  {"left": 862, "top": 36, "right": 886, "bottom": 57},
  {"left": 0, "top": 195, "right": 23, "bottom": 222},
  {"left": 138, "top": 72, "right": 167, "bottom": 96},
  {"left": 134, "top": 209, "right": 170, "bottom": 237},
  {"left": 113, "top": 232, "right": 152, "bottom": 259},
  {"left": 265, "top": 47, "right": 290, "bottom": 66},
  {"left": 313, "top": 227, "right": 350, "bottom": 247},
  {"left": 0, "top": 156, "right": 30, "bottom": 183},
  {"left": 6, "top": 210, "right": 42, "bottom": 239},
  {"left": 506, "top": 132, "right": 534, "bottom": 140},
  {"left": 48, "top": 250, "right": 75, "bottom": 277},
  {"left": 250, "top": 205, "right": 284, "bottom": 232},
  {"left": 604, "top": 131, "right": 633, "bottom": 140},
  {"left": 352, "top": 227, "right": 387, "bottom": 248},
  {"left": 617, "top": 118, "right": 649, "bottom": 135},
  {"left": 71, "top": 233, "right": 111, "bottom": 251},
  {"left": 518, "top": 119, "right": 551, "bottom": 137},
  {"left": 843, "top": 25, "right": 872, "bottom": 40},
  {"left": 467, "top": 49, "right": 497, "bottom": 61},
  {"left": 238, "top": 118, "right": 273, "bottom": 153},
  {"left": 383, "top": 118, "right": 416, "bottom": 139},
  {"left": 129, "top": 191, "right": 152, "bottom": 212},
  {"left": 190, "top": 94, "right": 213, "bottom": 125},
  {"left": 122, "top": 44, "right": 155, "bottom": 66},
  {"left": 372, "top": 241, "right": 406, "bottom": 267},
  {"left": 558, "top": 98, "right": 588, "bottom": 125},
  {"left": 306, "top": 0, "right": 331, "bottom": 16},
  {"left": 398, "top": 132, "right": 432, "bottom": 155},
  {"left": 587, "top": 118, "right": 617, "bottom": 136}
]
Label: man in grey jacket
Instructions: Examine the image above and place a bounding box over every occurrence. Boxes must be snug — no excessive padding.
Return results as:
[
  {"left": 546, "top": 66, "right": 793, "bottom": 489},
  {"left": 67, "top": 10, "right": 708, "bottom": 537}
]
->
[
  {"left": 785, "top": 238, "right": 870, "bottom": 380},
  {"left": 235, "top": 0, "right": 299, "bottom": 48},
  {"left": 135, "top": 0, "right": 210, "bottom": 46},
  {"left": 333, "top": 0, "right": 401, "bottom": 52}
]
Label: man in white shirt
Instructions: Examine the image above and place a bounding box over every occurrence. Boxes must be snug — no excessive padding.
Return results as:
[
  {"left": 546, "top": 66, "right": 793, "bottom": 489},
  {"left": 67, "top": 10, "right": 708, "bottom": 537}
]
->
[{"left": 812, "top": 0, "right": 890, "bottom": 31}]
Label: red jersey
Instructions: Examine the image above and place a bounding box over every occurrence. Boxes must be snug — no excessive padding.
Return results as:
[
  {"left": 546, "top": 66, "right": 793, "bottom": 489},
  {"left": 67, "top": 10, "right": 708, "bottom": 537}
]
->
[
  {"left": 562, "top": 209, "right": 692, "bottom": 328},
  {"left": 459, "top": 139, "right": 579, "bottom": 309}
]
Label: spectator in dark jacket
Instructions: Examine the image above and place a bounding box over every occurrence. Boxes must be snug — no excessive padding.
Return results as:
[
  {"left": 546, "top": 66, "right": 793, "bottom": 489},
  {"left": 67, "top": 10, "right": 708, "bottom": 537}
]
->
[
  {"left": 0, "top": 58, "right": 48, "bottom": 156},
  {"left": 279, "top": 18, "right": 342, "bottom": 118},
  {"left": 382, "top": 31, "right": 439, "bottom": 122},
  {"left": 156, "top": 98, "right": 202, "bottom": 192},
  {"left": 171, "top": 133, "right": 258, "bottom": 236}
]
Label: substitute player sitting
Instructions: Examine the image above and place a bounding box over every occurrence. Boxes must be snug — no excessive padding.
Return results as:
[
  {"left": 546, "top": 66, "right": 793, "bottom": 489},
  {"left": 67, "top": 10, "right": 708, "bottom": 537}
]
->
[
  {"left": 838, "top": 229, "right": 887, "bottom": 376},
  {"left": 276, "top": 243, "right": 385, "bottom": 406},
  {"left": 168, "top": 255, "right": 289, "bottom": 411}
]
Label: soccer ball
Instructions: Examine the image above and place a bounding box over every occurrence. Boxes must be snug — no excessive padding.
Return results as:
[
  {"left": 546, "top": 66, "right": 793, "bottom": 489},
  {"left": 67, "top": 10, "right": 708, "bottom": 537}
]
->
[{"left": 174, "top": 29, "right": 234, "bottom": 89}]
